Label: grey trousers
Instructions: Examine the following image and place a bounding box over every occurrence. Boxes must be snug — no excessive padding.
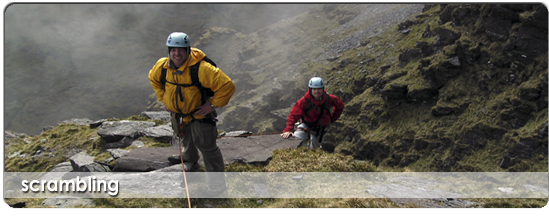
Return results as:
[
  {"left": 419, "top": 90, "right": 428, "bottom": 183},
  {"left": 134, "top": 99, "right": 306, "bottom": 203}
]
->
[
  {"left": 171, "top": 112, "right": 225, "bottom": 187},
  {"left": 293, "top": 123, "right": 322, "bottom": 149}
]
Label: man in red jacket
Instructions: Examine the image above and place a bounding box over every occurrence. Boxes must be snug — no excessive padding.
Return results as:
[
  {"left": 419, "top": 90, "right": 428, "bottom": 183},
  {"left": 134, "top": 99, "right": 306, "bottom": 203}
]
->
[{"left": 281, "top": 77, "right": 344, "bottom": 148}]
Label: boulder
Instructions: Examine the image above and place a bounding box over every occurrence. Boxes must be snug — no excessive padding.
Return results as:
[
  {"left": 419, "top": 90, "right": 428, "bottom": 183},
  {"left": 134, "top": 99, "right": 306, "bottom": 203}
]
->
[
  {"left": 97, "top": 120, "right": 155, "bottom": 142},
  {"left": 41, "top": 161, "right": 73, "bottom": 181},
  {"left": 141, "top": 111, "right": 171, "bottom": 122},
  {"left": 69, "top": 152, "right": 94, "bottom": 171},
  {"left": 113, "top": 147, "right": 179, "bottom": 172},
  {"left": 69, "top": 152, "right": 111, "bottom": 172},
  {"left": 141, "top": 124, "right": 173, "bottom": 143},
  {"left": 89, "top": 119, "right": 108, "bottom": 128},
  {"left": 105, "top": 137, "right": 135, "bottom": 149},
  {"left": 60, "top": 118, "right": 93, "bottom": 126},
  {"left": 4, "top": 131, "right": 20, "bottom": 139},
  {"left": 107, "top": 149, "right": 130, "bottom": 159}
]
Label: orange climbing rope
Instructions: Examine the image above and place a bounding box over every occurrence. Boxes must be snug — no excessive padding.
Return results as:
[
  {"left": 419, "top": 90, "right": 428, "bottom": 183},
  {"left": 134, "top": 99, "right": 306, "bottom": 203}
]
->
[{"left": 177, "top": 120, "right": 191, "bottom": 208}]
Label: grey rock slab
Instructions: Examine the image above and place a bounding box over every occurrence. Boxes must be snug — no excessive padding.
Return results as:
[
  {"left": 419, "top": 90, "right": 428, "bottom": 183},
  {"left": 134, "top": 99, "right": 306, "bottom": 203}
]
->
[
  {"left": 141, "top": 111, "right": 171, "bottom": 122},
  {"left": 42, "top": 196, "right": 95, "bottom": 208},
  {"left": 217, "top": 134, "right": 301, "bottom": 164},
  {"left": 60, "top": 118, "right": 93, "bottom": 126},
  {"left": 85, "top": 163, "right": 112, "bottom": 172},
  {"left": 89, "top": 119, "right": 108, "bottom": 128},
  {"left": 219, "top": 131, "right": 252, "bottom": 137},
  {"left": 113, "top": 134, "right": 300, "bottom": 172},
  {"left": 154, "top": 164, "right": 184, "bottom": 172},
  {"left": 69, "top": 152, "right": 111, "bottom": 172},
  {"left": 131, "top": 140, "right": 145, "bottom": 148},
  {"left": 113, "top": 147, "right": 180, "bottom": 172},
  {"left": 49, "top": 161, "right": 73, "bottom": 172},
  {"left": 69, "top": 152, "right": 95, "bottom": 171},
  {"left": 41, "top": 162, "right": 73, "bottom": 181},
  {"left": 97, "top": 120, "right": 155, "bottom": 142},
  {"left": 141, "top": 124, "right": 173, "bottom": 143},
  {"left": 104, "top": 137, "right": 134, "bottom": 149},
  {"left": 107, "top": 149, "right": 130, "bottom": 159},
  {"left": 5, "top": 131, "right": 19, "bottom": 139}
]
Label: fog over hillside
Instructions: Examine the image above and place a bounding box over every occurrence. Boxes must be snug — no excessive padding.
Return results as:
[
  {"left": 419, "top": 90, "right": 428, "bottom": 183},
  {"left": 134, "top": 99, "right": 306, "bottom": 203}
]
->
[{"left": 4, "top": 4, "right": 312, "bottom": 134}]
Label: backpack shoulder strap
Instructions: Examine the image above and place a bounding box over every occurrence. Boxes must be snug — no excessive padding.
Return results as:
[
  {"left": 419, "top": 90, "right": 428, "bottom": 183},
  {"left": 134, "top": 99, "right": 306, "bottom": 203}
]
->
[
  {"left": 189, "top": 56, "right": 217, "bottom": 86},
  {"left": 160, "top": 60, "right": 168, "bottom": 86},
  {"left": 305, "top": 98, "right": 317, "bottom": 113},
  {"left": 201, "top": 56, "right": 217, "bottom": 67},
  {"left": 190, "top": 57, "right": 217, "bottom": 105},
  {"left": 323, "top": 93, "right": 332, "bottom": 115},
  {"left": 161, "top": 68, "right": 167, "bottom": 86},
  {"left": 190, "top": 63, "right": 201, "bottom": 87}
]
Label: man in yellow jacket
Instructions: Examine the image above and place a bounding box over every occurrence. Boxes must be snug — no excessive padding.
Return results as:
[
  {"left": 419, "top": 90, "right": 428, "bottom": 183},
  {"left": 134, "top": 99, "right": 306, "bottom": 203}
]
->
[{"left": 149, "top": 32, "right": 235, "bottom": 193}]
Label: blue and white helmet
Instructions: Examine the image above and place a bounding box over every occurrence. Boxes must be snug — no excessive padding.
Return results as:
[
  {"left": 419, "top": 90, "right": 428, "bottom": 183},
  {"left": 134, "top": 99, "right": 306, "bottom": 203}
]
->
[{"left": 308, "top": 77, "right": 325, "bottom": 88}]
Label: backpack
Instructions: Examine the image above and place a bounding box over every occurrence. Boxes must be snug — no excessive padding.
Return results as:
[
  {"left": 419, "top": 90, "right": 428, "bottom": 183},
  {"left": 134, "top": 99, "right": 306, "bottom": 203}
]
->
[{"left": 160, "top": 56, "right": 216, "bottom": 109}]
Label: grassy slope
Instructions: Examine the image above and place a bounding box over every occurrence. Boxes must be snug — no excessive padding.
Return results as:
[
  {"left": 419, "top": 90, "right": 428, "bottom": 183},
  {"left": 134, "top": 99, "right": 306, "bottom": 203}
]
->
[{"left": 325, "top": 4, "right": 547, "bottom": 173}]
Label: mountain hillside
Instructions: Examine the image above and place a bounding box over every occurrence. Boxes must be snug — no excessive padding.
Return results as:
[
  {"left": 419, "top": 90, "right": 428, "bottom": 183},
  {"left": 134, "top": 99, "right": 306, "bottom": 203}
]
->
[
  {"left": 5, "top": 4, "right": 547, "bottom": 173},
  {"left": 325, "top": 4, "right": 548, "bottom": 172},
  {"left": 149, "top": 4, "right": 548, "bottom": 172},
  {"left": 4, "top": 3, "right": 548, "bottom": 209}
]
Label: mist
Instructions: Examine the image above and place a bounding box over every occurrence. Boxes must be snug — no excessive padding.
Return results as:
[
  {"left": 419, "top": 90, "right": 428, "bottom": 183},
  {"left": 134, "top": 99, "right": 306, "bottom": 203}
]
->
[{"left": 4, "top": 4, "right": 312, "bottom": 134}]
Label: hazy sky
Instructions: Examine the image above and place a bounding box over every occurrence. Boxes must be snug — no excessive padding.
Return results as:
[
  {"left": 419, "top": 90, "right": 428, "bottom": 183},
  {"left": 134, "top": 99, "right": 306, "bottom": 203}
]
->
[{"left": 3, "top": 3, "right": 312, "bottom": 134}]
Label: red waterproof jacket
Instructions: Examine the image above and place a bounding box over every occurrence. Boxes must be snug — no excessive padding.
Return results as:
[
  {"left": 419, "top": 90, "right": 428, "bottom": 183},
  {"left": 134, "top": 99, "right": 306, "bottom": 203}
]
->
[{"left": 283, "top": 90, "right": 344, "bottom": 132}]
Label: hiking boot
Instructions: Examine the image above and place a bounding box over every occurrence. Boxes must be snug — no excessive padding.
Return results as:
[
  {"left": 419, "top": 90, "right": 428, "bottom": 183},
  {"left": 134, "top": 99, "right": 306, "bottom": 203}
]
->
[
  {"left": 168, "top": 154, "right": 182, "bottom": 164},
  {"left": 183, "top": 162, "right": 197, "bottom": 172}
]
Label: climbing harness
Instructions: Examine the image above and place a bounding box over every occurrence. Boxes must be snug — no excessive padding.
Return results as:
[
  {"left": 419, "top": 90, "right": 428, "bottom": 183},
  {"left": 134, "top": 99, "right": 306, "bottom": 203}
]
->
[
  {"left": 161, "top": 57, "right": 217, "bottom": 125},
  {"left": 302, "top": 94, "right": 331, "bottom": 143}
]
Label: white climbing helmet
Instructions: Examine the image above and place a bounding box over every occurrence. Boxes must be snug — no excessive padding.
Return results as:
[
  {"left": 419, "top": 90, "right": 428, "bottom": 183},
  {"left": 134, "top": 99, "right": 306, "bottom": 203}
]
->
[
  {"left": 166, "top": 32, "right": 190, "bottom": 48},
  {"left": 308, "top": 77, "right": 325, "bottom": 88}
]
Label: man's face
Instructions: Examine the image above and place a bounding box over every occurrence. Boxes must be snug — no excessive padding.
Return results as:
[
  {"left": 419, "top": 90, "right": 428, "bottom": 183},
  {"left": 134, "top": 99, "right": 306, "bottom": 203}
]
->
[
  {"left": 169, "top": 47, "right": 187, "bottom": 68},
  {"left": 311, "top": 88, "right": 324, "bottom": 99}
]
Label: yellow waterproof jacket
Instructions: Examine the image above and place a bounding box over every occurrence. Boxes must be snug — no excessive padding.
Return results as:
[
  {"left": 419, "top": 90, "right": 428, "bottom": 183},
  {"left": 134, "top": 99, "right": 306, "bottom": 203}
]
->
[{"left": 148, "top": 48, "right": 235, "bottom": 123}]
